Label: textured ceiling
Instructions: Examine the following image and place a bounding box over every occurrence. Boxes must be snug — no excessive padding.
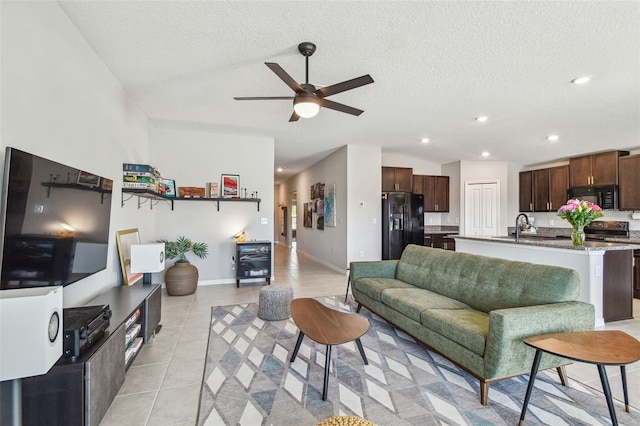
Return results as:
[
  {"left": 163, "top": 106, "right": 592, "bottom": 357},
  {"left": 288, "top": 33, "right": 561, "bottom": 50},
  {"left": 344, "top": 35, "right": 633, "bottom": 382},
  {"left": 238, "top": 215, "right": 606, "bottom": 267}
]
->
[{"left": 58, "top": 1, "right": 640, "bottom": 183}]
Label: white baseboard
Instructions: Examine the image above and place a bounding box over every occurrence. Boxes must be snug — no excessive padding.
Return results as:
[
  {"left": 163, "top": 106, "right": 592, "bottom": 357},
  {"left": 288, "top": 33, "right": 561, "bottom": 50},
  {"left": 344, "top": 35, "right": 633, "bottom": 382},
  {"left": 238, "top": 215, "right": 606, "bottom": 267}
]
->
[{"left": 294, "top": 249, "right": 348, "bottom": 275}]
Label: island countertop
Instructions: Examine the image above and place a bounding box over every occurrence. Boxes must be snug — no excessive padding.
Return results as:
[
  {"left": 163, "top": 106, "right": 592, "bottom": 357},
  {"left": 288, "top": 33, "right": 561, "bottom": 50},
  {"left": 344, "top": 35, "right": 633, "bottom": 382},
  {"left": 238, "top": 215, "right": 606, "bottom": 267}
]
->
[
  {"left": 451, "top": 235, "right": 640, "bottom": 251},
  {"left": 452, "top": 235, "right": 638, "bottom": 326}
]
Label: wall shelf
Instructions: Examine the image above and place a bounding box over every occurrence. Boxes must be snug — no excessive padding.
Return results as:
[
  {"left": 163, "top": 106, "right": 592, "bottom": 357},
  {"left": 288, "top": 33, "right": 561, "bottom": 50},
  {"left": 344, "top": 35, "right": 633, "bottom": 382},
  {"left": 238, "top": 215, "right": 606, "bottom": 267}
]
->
[{"left": 121, "top": 188, "right": 261, "bottom": 211}]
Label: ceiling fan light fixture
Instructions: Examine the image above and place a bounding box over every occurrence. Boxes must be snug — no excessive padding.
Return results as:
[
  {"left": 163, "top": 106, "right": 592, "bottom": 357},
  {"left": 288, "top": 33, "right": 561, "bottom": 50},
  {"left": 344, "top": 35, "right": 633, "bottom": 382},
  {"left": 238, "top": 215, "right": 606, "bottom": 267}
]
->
[
  {"left": 293, "top": 95, "right": 320, "bottom": 118},
  {"left": 571, "top": 76, "right": 591, "bottom": 85}
]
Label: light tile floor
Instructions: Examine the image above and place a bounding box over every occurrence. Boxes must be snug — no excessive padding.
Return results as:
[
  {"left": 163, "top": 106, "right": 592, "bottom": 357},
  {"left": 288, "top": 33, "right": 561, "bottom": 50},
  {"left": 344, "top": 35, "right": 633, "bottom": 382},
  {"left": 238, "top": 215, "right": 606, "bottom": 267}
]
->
[{"left": 99, "top": 244, "right": 640, "bottom": 425}]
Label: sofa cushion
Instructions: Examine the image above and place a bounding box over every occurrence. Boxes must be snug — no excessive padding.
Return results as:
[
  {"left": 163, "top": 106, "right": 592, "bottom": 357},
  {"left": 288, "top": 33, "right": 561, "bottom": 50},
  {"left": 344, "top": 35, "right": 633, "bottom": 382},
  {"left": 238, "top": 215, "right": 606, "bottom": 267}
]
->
[
  {"left": 396, "top": 245, "right": 580, "bottom": 313},
  {"left": 380, "top": 288, "right": 470, "bottom": 322},
  {"left": 421, "top": 308, "right": 489, "bottom": 356},
  {"left": 352, "top": 277, "right": 415, "bottom": 302}
]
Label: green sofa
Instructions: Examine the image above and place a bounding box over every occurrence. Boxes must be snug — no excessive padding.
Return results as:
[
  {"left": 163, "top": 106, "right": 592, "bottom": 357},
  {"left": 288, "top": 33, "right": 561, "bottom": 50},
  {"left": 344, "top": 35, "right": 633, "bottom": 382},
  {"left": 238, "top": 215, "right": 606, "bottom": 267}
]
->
[{"left": 350, "top": 244, "right": 595, "bottom": 405}]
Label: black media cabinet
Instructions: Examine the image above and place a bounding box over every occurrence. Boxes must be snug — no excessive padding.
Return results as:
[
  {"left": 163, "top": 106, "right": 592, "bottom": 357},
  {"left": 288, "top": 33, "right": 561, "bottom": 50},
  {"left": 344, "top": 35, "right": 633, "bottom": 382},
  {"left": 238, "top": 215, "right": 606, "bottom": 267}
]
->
[
  {"left": 236, "top": 241, "right": 272, "bottom": 287},
  {"left": 20, "top": 283, "right": 161, "bottom": 426}
]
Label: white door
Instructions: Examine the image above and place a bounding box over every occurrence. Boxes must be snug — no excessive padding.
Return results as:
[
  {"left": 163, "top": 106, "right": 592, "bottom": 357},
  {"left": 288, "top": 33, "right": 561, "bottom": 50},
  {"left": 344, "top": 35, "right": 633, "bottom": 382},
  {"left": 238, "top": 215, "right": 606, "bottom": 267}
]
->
[{"left": 464, "top": 182, "right": 499, "bottom": 236}]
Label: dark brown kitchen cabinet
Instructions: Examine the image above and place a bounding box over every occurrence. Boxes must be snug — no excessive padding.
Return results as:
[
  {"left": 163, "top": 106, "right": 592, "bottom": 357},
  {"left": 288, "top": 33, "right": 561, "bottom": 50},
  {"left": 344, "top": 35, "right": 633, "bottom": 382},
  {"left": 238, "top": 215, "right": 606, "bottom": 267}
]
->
[
  {"left": 412, "top": 174, "right": 424, "bottom": 194},
  {"left": 603, "top": 250, "right": 633, "bottom": 322},
  {"left": 633, "top": 250, "right": 640, "bottom": 299},
  {"left": 382, "top": 167, "right": 413, "bottom": 192},
  {"left": 519, "top": 171, "right": 533, "bottom": 212},
  {"left": 569, "top": 151, "right": 628, "bottom": 187},
  {"left": 424, "top": 233, "right": 455, "bottom": 250},
  {"left": 618, "top": 154, "right": 640, "bottom": 210},
  {"left": 432, "top": 176, "right": 450, "bottom": 212},
  {"left": 533, "top": 166, "right": 568, "bottom": 212},
  {"left": 414, "top": 175, "right": 449, "bottom": 212}
]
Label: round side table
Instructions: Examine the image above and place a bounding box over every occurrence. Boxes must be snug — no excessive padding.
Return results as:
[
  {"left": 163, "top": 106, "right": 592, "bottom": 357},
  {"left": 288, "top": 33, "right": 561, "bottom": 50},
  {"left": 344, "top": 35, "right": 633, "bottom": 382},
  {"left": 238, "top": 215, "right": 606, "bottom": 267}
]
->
[{"left": 519, "top": 330, "right": 640, "bottom": 426}]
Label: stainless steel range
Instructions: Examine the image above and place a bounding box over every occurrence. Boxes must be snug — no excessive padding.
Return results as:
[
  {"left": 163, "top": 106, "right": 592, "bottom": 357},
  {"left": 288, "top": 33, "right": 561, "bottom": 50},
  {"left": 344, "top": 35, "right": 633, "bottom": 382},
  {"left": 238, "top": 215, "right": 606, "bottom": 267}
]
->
[{"left": 584, "top": 221, "right": 629, "bottom": 240}]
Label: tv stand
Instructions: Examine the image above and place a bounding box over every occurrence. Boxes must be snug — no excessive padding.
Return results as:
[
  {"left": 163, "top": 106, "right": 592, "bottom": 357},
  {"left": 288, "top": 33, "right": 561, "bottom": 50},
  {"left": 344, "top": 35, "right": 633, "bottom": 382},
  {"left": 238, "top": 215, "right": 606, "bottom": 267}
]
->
[{"left": 19, "top": 284, "right": 161, "bottom": 426}]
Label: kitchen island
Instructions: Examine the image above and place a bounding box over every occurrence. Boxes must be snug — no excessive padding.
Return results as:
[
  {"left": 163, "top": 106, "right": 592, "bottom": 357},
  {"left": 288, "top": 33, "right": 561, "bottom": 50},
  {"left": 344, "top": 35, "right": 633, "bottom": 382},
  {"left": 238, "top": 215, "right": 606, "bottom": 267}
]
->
[{"left": 452, "top": 235, "right": 640, "bottom": 327}]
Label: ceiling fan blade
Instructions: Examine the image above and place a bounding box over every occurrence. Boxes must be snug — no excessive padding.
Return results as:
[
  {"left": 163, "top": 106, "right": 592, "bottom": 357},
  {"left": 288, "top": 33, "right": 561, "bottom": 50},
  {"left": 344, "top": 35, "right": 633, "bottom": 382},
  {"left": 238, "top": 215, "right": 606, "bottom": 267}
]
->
[
  {"left": 289, "top": 111, "right": 300, "bottom": 122},
  {"left": 265, "top": 63, "right": 304, "bottom": 93},
  {"left": 317, "top": 98, "right": 364, "bottom": 116},
  {"left": 234, "top": 96, "right": 294, "bottom": 100},
  {"left": 315, "top": 74, "right": 374, "bottom": 98}
]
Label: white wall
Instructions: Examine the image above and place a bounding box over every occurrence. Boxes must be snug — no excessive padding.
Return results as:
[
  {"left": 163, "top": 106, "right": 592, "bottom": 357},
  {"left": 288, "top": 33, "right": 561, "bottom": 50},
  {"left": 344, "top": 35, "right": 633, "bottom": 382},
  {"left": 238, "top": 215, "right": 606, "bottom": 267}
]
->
[
  {"left": 382, "top": 152, "right": 442, "bottom": 175},
  {"left": 150, "top": 125, "right": 274, "bottom": 284},
  {"left": 1, "top": 1, "right": 152, "bottom": 307},
  {"left": 347, "top": 144, "right": 381, "bottom": 263}
]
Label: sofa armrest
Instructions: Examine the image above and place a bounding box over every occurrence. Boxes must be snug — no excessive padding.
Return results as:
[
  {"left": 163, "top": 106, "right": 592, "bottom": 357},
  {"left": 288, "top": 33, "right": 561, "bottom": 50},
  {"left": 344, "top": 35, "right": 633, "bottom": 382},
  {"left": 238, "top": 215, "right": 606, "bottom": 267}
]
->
[
  {"left": 484, "top": 301, "right": 595, "bottom": 379},
  {"left": 349, "top": 260, "right": 398, "bottom": 282}
]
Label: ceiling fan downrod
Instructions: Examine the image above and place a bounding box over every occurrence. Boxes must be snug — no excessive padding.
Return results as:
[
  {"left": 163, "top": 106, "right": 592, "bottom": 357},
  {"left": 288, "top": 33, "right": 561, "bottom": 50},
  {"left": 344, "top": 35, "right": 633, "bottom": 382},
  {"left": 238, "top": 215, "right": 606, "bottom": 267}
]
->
[{"left": 298, "top": 42, "right": 316, "bottom": 86}]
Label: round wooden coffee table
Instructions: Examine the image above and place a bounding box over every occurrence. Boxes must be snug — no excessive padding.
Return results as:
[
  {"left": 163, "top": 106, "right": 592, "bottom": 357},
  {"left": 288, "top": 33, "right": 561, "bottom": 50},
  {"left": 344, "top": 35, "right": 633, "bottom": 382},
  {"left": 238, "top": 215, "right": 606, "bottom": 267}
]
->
[
  {"left": 290, "top": 298, "right": 370, "bottom": 400},
  {"left": 519, "top": 330, "right": 640, "bottom": 426}
]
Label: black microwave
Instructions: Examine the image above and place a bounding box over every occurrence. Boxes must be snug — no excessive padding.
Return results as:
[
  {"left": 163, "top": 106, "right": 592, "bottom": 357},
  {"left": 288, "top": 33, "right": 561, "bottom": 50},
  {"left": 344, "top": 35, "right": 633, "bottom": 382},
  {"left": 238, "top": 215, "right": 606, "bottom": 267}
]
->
[{"left": 567, "top": 185, "right": 618, "bottom": 210}]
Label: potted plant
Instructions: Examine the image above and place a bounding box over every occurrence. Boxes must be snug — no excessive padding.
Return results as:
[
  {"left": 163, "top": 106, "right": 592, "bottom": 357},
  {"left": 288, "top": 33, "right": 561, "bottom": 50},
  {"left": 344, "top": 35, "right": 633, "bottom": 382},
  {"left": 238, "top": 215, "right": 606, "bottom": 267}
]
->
[{"left": 158, "top": 236, "right": 208, "bottom": 296}]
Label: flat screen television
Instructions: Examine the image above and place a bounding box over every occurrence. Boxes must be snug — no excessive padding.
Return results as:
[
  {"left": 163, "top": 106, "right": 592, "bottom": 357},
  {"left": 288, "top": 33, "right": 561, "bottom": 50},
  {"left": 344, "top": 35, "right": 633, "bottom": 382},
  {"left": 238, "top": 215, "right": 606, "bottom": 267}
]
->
[{"left": 0, "top": 147, "right": 113, "bottom": 289}]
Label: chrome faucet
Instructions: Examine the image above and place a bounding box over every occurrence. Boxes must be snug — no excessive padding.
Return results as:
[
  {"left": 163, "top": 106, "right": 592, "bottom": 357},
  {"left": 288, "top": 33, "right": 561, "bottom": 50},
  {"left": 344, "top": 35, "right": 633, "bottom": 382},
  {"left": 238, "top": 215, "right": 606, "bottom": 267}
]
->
[{"left": 515, "top": 213, "right": 530, "bottom": 241}]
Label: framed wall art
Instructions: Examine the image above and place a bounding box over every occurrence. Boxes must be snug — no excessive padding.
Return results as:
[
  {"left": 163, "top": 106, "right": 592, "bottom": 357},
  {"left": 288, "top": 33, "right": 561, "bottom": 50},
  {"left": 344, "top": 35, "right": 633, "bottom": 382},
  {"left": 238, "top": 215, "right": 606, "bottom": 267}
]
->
[
  {"left": 162, "top": 178, "right": 176, "bottom": 197},
  {"left": 325, "top": 184, "right": 336, "bottom": 227},
  {"left": 316, "top": 199, "right": 324, "bottom": 230},
  {"left": 222, "top": 174, "right": 240, "bottom": 198},
  {"left": 303, "top": 202, "right": 313, "bottom": 228},
  {"left": 116, "top": 228, "right": 143, "bottom": 286}
]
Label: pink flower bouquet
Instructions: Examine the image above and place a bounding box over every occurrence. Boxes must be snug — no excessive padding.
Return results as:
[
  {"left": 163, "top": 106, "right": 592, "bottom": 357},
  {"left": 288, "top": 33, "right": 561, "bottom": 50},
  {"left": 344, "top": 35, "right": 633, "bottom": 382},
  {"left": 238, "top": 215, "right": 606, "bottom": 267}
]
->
[{"left": 557, "top": 199, "right": 603, "bottom": 228}]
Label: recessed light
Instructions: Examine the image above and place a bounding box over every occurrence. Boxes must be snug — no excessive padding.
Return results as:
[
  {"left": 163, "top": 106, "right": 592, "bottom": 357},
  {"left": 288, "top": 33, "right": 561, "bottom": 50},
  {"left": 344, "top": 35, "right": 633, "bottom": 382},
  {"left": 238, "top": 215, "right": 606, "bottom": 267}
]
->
[
  {"left": 420, "top": 138, "right": 430, "bottom": 144},
  {"left": 481, "top": 151, "right": 490, "bottom": 157},
  {"left": 547, "top": 135, "right": 559, "bottom": 142},
  {"left": 475, "top": 116, "right": 488, "bottom": 122},
  {"left": 277, "top": 167, "right": 283, "bottom": 172},
  {"left": 570, "top": 76, "right": 591, "bottom": 85}
]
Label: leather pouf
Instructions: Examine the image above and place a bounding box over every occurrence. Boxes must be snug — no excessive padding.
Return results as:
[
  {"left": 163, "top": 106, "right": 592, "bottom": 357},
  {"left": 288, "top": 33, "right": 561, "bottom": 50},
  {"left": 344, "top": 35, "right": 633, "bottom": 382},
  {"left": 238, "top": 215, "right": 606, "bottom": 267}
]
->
[{"left": 164, "top": 261, "right": 198, "bottom": 296}]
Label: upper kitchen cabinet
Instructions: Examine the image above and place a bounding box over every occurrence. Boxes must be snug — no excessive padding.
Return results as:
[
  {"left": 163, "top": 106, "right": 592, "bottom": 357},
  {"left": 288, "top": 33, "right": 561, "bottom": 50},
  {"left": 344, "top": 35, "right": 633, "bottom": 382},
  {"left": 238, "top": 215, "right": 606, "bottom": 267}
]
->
[
  {"left": 414, "top": 174, "right": 450, "bottom": 212},
  {"left": 519, "top": 171, "right": 533, "bottom": 212},
  {"left": 569, "top": 151, "right": 629, "bottom": 187},
  {"left": 412, "top": 174, "right": 424, "bottom": 194},
  {"left": 619, "top": 154, "right": 640, "bottom": 210},
  {"left": 533, "top": 166, "right": 568, "bottom": 212},
  {"left": 382, "top": 167, "right": 413, "bottom": 192}
]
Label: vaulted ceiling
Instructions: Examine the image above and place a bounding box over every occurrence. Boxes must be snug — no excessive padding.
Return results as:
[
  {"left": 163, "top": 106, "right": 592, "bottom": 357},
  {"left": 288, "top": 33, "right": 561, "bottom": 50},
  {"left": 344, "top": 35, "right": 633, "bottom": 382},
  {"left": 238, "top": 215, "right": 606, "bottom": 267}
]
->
[{"left": 58, "top": 1, "right": 640, "bottom": 183}]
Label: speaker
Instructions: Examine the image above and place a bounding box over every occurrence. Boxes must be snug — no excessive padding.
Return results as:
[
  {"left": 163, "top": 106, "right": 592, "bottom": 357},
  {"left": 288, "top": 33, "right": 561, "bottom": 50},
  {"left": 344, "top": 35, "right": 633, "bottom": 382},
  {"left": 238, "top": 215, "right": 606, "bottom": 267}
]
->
[{"left": 0, "top": 286, "right": 63, "bottom": 381}]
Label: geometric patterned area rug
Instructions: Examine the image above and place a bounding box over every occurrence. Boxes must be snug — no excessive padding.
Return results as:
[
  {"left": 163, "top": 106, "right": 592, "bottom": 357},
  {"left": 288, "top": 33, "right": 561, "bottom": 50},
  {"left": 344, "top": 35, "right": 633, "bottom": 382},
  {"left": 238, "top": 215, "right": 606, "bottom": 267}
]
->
[{"left": 197, "top": 295, "right": 640, "bottom": 425}]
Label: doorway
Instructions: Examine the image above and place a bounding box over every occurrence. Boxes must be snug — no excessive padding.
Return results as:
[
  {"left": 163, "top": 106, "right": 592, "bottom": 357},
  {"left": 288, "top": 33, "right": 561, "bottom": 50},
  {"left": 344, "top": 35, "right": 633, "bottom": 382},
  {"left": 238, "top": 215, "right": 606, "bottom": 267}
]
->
[
  {"left": 291, "top": 191, "right": 297, "bottom": 248},
  {"left": 464, "top": 181, "right": 499, "bottom": 236}
]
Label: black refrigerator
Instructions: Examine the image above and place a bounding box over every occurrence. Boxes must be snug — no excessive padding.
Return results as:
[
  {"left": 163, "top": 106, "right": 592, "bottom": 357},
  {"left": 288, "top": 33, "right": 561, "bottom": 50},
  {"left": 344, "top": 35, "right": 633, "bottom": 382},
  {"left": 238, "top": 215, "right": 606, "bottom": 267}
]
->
[{"left": 382, "top": 192, "right": 424, "bottom": 260}]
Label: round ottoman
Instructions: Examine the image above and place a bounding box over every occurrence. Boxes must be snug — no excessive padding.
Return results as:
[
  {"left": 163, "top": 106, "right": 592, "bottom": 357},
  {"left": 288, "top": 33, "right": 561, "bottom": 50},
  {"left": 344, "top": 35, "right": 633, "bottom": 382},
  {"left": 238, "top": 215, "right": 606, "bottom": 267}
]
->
[
  {"left": 258, "top": 284, "right": 294, "bottom": 320},
  {"left": 316, "top": 416, "right": 377, "bottom": 426}
]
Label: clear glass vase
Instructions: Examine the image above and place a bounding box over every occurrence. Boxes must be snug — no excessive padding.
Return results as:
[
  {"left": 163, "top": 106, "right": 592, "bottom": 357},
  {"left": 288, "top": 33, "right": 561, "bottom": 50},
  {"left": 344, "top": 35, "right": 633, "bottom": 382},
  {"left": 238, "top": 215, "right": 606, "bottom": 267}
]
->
[{"left": 571, "top": 226, "right": 585, "bottom": 246}]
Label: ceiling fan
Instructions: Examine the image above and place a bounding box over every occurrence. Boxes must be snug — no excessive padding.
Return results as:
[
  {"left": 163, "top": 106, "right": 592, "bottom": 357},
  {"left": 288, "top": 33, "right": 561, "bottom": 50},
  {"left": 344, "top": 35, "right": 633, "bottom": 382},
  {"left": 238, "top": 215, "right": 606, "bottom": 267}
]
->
[{"left": 234, "top": 42, "right": 374, "bottom": 122}]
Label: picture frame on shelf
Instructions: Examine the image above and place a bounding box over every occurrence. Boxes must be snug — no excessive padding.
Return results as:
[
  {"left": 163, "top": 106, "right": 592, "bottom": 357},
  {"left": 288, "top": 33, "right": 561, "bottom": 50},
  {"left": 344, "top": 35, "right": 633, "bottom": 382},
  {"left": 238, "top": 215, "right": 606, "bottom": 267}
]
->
[
  {"left": 116, "top": 228, "right": 143, "bottom": 286},
  {"left": 222, "top": 174, "right": 240, "bottom": 198},
  {"left": 209, "top": 181, "right": 219, "bottom": 198},
  {"left": 162, "top": 178, "right": 176, "bottom": 197},
  {"left": 77, "top": 171, "right": 101, "bottom": 187},
  {"left": 101, "top": 178, "right": 113, "bottom": 191}
]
